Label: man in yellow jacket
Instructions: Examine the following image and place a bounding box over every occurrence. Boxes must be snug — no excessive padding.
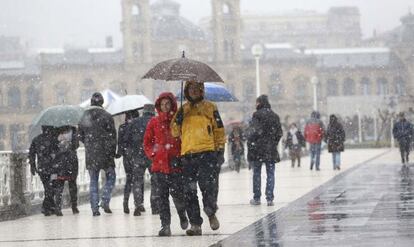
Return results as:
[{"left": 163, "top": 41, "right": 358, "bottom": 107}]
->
[{"left": 171, "top": 81, "right": 226, "bottom": 236}]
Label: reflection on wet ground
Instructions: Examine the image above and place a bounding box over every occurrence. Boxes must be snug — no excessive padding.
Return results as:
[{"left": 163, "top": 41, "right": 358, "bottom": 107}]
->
[{"left": 214, "top": 163, "right": 414, "bottom": 247}]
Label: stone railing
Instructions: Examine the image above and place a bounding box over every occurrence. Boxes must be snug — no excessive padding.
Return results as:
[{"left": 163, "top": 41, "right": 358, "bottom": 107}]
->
[{"left": 0, "top": 144, "right": 232, "bottom": 221}]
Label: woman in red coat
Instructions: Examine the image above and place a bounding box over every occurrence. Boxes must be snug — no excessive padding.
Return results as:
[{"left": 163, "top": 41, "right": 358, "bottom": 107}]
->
[{"left": 144, "top": 92, "right": 188, "bottom": 236}]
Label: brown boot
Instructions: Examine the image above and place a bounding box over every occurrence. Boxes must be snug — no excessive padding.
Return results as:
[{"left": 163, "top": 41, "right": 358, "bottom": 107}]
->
[
  {"left": 186, "top": 224, "right": 202, "bottom": 236},
  {"left": 209, "top": 214, "right": 220, "bottom": 230}
]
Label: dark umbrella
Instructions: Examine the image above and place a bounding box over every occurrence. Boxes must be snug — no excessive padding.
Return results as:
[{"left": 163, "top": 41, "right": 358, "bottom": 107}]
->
[
  {"left": 29, "top": 105, "right": 84, "bottom": 140},
  {"left": 142, "top": 52, "right": 224, "bottom": 106},
  {"left": 176, "top": 82, "right": 238, "bottom": 102},
  {"left": 142, "top": 52, "right": 224, "bottom": 83}
]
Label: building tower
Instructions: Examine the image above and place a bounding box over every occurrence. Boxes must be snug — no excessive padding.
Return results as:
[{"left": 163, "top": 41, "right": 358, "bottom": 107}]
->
[
  {"left": 211, "top": 0, "right": 241, "bottom": 63},
  {"left": 121, "top": 0, "right": 151, "bottom": 64}
]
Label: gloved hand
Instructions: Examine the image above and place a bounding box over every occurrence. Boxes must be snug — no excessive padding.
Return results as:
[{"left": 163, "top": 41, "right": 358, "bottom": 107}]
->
[
  {"left": 115, "top": 153, "right": 122, "bottom": 159},
  {"left": 175, "top": 108, "right": 184, "bottom": 125},
  {"left": 30, "top": 166, "right": 37, "bottom": 176},
  {"left": 216, "top": 149, "right": 225, "bottom": 165}
]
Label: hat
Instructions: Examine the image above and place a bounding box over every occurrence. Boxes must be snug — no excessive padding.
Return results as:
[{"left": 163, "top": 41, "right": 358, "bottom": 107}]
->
[
  {"left": 91, "top": 92, "right": 104, "bottom": 106},
  {"left": 143, "top": 104, "right": 156, "bottom": 115}
]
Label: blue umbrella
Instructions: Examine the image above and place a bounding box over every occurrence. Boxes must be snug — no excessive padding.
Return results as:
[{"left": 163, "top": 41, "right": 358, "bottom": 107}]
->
[{"left": 176, "top": 82, "right": 238, "bottom": 102}]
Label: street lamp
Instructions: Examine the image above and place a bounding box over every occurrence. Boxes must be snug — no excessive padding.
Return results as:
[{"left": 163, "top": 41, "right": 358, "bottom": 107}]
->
[
  {"left": 311, "top": 76, "right": 319, "bottom": 111},
  {"left": 251, "top": 44, "right": 264, "bottom": 97}
]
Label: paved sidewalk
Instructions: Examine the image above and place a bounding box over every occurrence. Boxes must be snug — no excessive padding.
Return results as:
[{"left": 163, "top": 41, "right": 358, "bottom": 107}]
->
[
  {"left": 216, "top": 149, "right": 414, "bottom": 246},
  {"left": 0, "top": 148, "right": 389, "bottom": 247}
]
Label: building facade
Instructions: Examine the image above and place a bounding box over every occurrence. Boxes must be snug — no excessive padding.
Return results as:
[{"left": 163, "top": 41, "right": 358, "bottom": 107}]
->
[{"left": 0, "top": 0, "right": 413, "bottom": 150}]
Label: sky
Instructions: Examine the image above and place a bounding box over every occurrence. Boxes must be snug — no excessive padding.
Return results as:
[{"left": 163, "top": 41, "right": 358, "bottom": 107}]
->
[{"left": 0, "top": 0, "right": 412, "bottom": 50}]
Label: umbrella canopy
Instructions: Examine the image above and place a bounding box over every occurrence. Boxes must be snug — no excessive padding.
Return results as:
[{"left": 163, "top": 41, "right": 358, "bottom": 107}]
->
[
  {"left": 29, "top": 105, "right": 84, "bottom": 140},
  {"left": 176, "top": 82, "right": 238, "bottom": 102},
  {"left": 79, "top": 89, "right": 121, "bottom": 109},
  {"left": 107, "top": 95, "right": 152, "bottom": 116},
  {"left": 142, "top": 52, "right": 224, "bottom": 83}
]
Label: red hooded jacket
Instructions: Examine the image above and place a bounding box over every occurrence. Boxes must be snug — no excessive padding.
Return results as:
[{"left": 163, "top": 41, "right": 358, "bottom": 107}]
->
[{"left": 143, "top": 92, "right": 181, "bottom": 174}]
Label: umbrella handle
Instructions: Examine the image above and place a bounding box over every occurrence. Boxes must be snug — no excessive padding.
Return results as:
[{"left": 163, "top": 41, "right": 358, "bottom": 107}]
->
[{"left": 180, "top": 80, "right": 184, "bottom": 135}]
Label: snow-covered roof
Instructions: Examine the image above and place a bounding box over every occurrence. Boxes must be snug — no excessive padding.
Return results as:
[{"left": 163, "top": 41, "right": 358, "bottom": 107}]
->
[{"left": 305, "top": 47, "right": 390, "bottom": 55}]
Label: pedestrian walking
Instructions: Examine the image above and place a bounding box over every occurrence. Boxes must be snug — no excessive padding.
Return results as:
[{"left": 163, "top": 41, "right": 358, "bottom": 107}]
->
[
  {"left": 228, "top": 125, "right": 245, "bottom": 172},
  {"left": 116, "top": 110, "right": 140, "bottom": 214},
  {"left": 52, "top": 126, "right": 80, "bottom": 216},
  {"left": 78, "top": 92, "right": 117, "bottom": 216},
  {"left": 393, "top": 112, "right": 414, "bottom": 164},
  {"left": 304, "top": 111, "right": 325, "bottom": 171},
  {"left": 171, "top": 81, "right": 226, "bottom": 236},
  {"left": 325, "top": 115, "right": 346, "bottom": 170},
  {"left": 144, "top": 92, "right": 189, "bottom": 236},
  {"left": 29, "top": 126, "right": 58, "bottom": 216},
  {"left": 125, "top": 104, "right": 157, "bottom": 216},
  {"left": 247, "top": 95, "right": 283, "bottom": 207},
  {"left": 285, "top": 123, "right": 305, "bottom": 168}
]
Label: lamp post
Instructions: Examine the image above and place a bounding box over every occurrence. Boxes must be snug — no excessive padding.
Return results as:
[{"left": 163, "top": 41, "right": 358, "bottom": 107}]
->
[
  {"left": 251, "top": 44, "right": 264, "bottom": 97},
  {"left": 311, "top": 76, "right": 319, "bottom": 111},
  {"left": 357, "top": 107, "right": 362, "bottom": 143}
]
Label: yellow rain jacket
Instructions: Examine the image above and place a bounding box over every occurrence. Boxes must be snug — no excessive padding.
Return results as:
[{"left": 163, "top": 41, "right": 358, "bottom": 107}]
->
[{"left": 171, "top": 83, "right": 226, "bottom": 156}]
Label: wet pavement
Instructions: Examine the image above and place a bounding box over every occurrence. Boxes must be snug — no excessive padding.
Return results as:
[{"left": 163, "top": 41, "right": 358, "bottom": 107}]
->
[
  {"left": 215, "top": 155, "right": 414, "bottom": 246},
  {"left": 0, "top": 148, "right": 399, "bottom": 247}
]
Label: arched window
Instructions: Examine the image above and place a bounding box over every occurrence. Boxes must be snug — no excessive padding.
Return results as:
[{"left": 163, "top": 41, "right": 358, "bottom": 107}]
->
[
  {"left": 343, "top": 78, "right": 355, "bottom": 96},
  {"left": 326, "top": 79, "right": 338, "bottom": 96},
  {"left": 269, "top": 73, "right": 283, "bottom": 97},
  {"left": 83, "top": 78, "right": 94, "bottom": 86},
  {"left": 26, "top": 85, "right": 41, "bottom": 108},
  {"left": 222, "top": 3, "right": 230, "bottom": 15},
  {"left": 132, "top": 5, "right": 139, "bottom": 16},
  {"left": 360, "top": 77, "right": 371, "bottom": 95},
  {"left": 7, "top": 87, "right": 21, "bottom": 108},
  {"left": 110, "top": 81, "right": 126, "bottom": 95},
  {"left": 377, "top": 77, "right": 389, "bottom": 95},
  {"left": 394, "top": 76, "right": 406, "bottom": 96}
]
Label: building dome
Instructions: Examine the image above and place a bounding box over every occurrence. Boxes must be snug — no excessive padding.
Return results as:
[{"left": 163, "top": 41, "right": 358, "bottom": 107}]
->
[{"left": 151, "top": 0, "right": 205, "bottom": 41}]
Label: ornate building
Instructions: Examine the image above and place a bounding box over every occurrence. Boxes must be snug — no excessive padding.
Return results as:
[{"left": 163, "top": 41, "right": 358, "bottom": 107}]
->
[{"left": 0, "top": 0, "right": 413, "bottom": 150}]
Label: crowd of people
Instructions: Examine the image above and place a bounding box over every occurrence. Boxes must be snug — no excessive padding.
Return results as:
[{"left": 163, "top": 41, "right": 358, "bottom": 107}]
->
[{"left": 29, "top": 80, "right": 413, "bottom": 237}]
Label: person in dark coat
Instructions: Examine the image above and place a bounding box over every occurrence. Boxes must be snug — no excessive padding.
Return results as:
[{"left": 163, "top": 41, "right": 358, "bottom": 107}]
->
[
  {"left": 144, "top": 92, "right": 189, "bottom": 236},
  {"left": 116, "top": 110, "right": 140, "bottom": 214},
  {"left": 247, "top": 95, "right": 283, "bottom": 206},
  {"left": 29, "top": 125, "right": 58, "bottom": 216},
  {"left": 52, "top": 125, "right": 80, "bottom": 216},
  {"left": 78, "top": 92, "right": 117, "bottom": 216},
  {"left": 285, "top": 123, "right": 305, "bottom": 168},
  {"left": 304, "top": 111, "right": 325, "bottom": 171},
  {"left": 228, "top": 125, "right": 245, "bottom": 173},
  {"left": 393, "top": 112, "right": 413, "bottom": 164},
  {"left": 124, "top": 104, "right": 156, "bottom": 216},
  {"left": 325, "top": 115, "right": 346, "bottom": 170}
]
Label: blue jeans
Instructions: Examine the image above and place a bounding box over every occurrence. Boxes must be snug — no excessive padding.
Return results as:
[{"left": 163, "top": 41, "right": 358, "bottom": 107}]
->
[
  {"left": 332, "top": 152, "right": 341, "bottom": 169},
  {"left": 88, "top": 167, "right": 116, "bottom": 212},
  {"left": 252, "top": 161, "right": 275, "bottom": 202},
  {"left": 310, "top": 143, "right": 321, "bottom": 170}
]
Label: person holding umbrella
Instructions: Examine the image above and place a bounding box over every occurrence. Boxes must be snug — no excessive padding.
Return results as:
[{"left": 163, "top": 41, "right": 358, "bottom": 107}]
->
[
  {"left": 171, "top": 81, "right": 226, "bottom": 236},
  {"left": 78, "top": 92, "right": 117, "bottom": 216},
  {"left": 144, "top": 92, "right": 188, "bottom": 236},
  {"left": 29, "top": 125, "right": 58, "bottom": 216},
  {"left": 115, "top": 110, "right": 140, "bottom": 214}
]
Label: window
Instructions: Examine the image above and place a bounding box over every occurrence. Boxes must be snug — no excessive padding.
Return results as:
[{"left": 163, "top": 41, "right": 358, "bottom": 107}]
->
[
  {"left": 110, "top": 81, "right": 126, "bottom": 95},
  {"left": 394, "top": 77, "right": 406, "bottom": 96},
  {"left": 83, "top": 78, "right": 94, "bottom": 87},
  {"left": 7, "top": 86, "right": 21, "bottom": 108},
  {"left": 10, "top": 124, "right": 25, "bottom": 151},
  {"left": 26, "top": 85, "right": 41, "bottom": 108},
  {"left": 0, "top": 89, "right": 3, "bottom": 106},
  {"left": 326, "top": 79, "right": 338, "bottom": 96},
  {"left": 377, "top": 77, "right": 389, "bottom": 95},
  {"left": 294, "top": 76, "right": 308, "bottom": 98},
  {"left": 360, "top": 77, "right": 371, "bottom": 95},
  {"left": 132, "top": 5, "right": 139, "bottom": 16},
  {"left": 0, "top": 125, "right": 4, "bottom": 150},
  {"left": 55, "top": 86, "right": 66, "bottom": 104},
  {"left": 343, "top": 78, "right": 355, "bottom": 96},
  {"left": 222, "top": 3, "right": 230, "bottom": 15}
]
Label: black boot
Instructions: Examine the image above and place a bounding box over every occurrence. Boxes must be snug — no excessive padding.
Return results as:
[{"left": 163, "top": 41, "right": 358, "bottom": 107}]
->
[
  {"left": 72, "top": 205, "right": 79, "bottom": 214},
  {"left": 179, "top": 213, "right": 189, "bottom": 230},
  {"left": 158, "top": 225, "right": 171, "bottom": 237},
  {"left": 123, "top": 201, "right": 130, "bottom": 214},
  {"left": 133, "top": 208, "right": 141, "bottom": 216}
]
